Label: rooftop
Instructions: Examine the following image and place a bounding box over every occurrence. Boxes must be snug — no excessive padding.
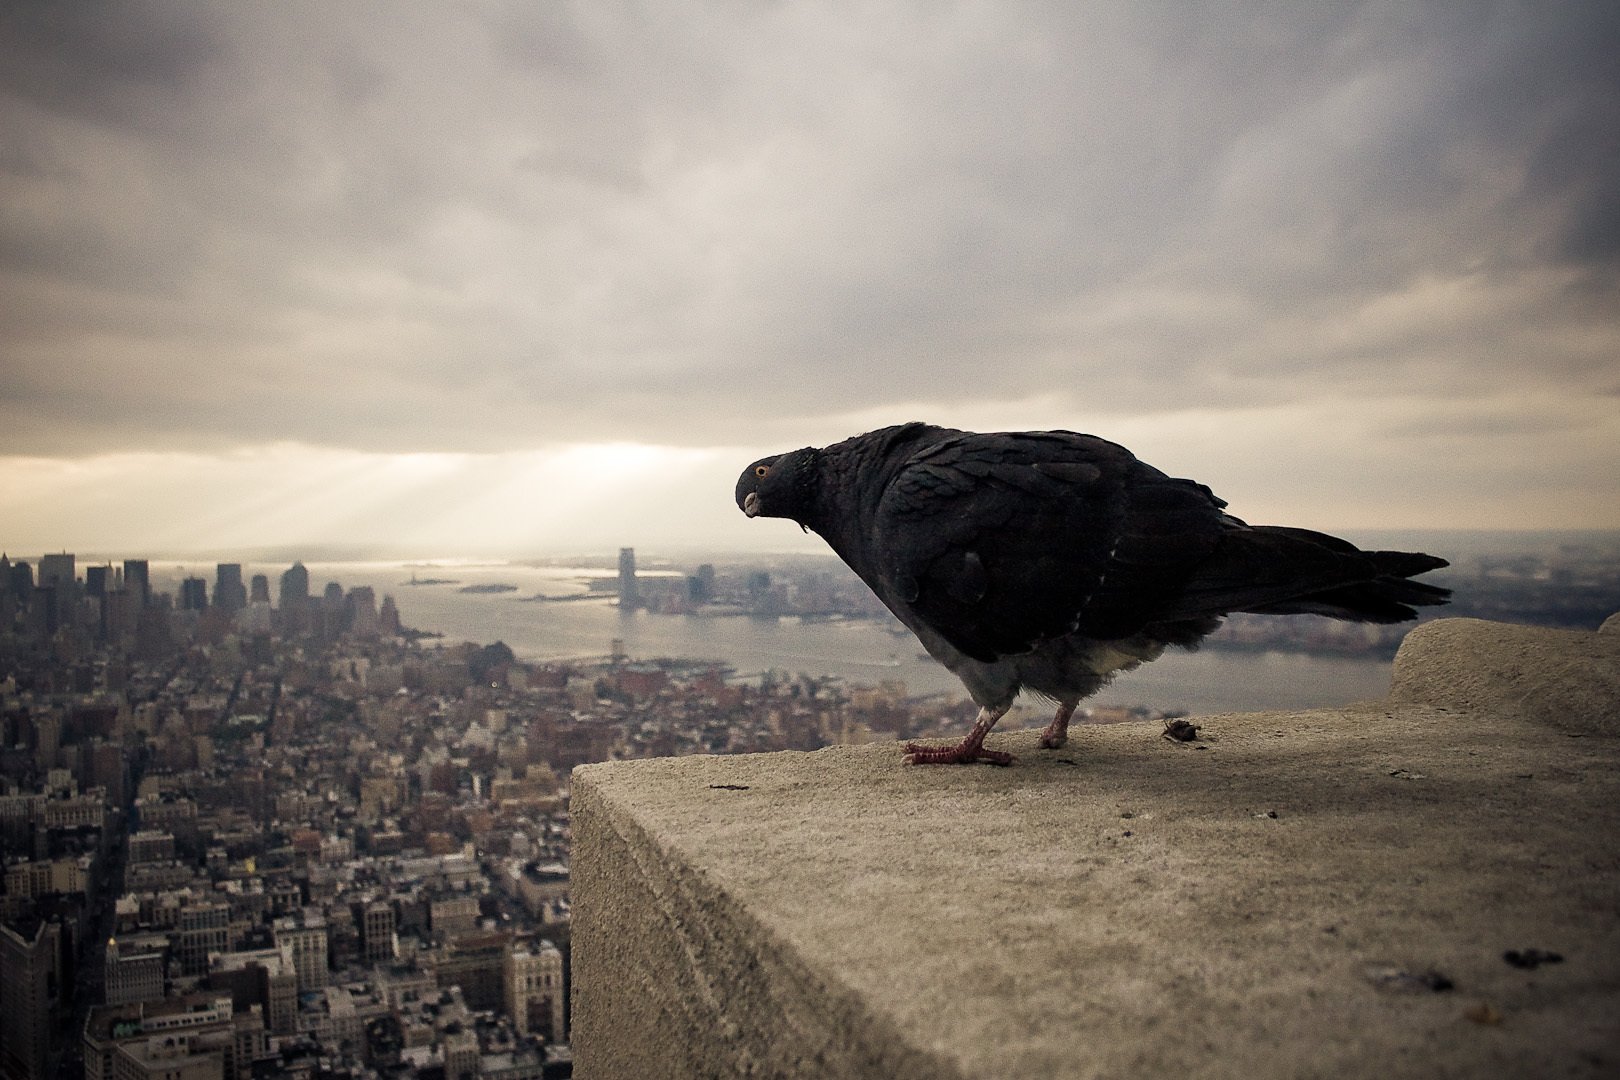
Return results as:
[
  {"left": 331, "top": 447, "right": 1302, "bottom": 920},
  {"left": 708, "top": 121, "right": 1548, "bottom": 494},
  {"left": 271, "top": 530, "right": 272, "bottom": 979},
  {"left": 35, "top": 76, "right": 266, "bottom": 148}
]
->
[{"left": 570, "top": 615, "right": 1620, "bottom": 1079}]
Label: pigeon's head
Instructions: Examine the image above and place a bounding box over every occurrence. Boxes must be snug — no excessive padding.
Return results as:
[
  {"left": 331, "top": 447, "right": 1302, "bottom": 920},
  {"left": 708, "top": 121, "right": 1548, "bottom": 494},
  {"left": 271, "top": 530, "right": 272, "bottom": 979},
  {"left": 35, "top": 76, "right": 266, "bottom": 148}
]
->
[{"left": 736, "top": 447, "right": 821, "bottom": 525}]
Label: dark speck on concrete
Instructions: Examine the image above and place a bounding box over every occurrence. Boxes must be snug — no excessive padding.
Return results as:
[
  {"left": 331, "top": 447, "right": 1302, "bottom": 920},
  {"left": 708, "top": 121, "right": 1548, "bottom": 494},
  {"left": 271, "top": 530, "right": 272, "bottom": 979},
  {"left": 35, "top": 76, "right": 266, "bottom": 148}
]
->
[
  {"left": 1364, "top": 964, "right": 1455, "bottom": 993},
  {"left": 1503, "top": 948, "right": 1564, "bottom": 970}
]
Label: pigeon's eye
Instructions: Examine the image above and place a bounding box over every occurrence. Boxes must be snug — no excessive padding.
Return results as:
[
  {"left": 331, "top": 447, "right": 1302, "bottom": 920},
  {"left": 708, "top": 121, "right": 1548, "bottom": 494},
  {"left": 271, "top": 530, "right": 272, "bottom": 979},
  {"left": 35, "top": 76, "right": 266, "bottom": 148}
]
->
[{"left": 754, "top": 465, "right": 770, "bottom": 478}]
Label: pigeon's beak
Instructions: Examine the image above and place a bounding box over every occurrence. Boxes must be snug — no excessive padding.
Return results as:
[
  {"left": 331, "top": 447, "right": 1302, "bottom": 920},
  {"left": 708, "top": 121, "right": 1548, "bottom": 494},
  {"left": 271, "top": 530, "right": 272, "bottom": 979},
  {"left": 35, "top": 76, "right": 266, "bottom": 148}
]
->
[{"left": 743, "top": 492, "right": 761, "bottom": 518}]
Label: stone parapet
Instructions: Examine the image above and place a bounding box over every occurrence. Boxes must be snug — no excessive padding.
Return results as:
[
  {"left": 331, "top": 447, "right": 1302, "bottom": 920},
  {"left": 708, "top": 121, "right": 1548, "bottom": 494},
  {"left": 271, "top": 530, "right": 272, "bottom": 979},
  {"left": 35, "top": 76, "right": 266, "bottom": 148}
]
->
[{"left": 572, "top": 617, "right": 1620, "bottom": 1078}]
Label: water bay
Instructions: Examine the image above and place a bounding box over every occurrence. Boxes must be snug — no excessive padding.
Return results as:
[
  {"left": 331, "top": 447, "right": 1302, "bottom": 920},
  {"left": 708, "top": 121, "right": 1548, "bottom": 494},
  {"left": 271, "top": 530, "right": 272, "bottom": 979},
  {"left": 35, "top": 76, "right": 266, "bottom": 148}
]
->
[{"left": 156, "top": 559, "right": 1396, "bottom": 717}]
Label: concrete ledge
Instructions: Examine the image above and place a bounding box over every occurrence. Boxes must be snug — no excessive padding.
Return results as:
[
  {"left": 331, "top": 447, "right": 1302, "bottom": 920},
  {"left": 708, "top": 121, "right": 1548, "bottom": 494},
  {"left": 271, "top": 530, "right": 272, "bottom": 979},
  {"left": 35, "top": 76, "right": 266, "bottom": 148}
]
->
[
  {"left": 1390, "top": 617, "right": 1620, "bottom": 736},
  {"left": 572, "top": 618, "right": 1620, "bottom": 1078}
]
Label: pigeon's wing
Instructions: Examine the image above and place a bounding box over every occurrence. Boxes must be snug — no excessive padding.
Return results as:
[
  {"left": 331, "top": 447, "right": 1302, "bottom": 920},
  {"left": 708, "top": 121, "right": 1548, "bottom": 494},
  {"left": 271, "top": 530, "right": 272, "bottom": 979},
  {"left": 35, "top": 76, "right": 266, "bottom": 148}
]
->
[{"left": 873, "top": 431, "right": 1229, "bottom": 661}]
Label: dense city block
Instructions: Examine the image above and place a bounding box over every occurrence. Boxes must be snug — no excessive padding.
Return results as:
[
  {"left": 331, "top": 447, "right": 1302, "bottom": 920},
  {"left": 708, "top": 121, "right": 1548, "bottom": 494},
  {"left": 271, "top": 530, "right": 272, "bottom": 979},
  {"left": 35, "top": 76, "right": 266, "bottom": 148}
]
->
[
  {"left": 1, "top": 540, "right": 1616, "bottom": 1078},
  {"left": 0, "top": 552, "right": 1014, "bottom": 1080}
]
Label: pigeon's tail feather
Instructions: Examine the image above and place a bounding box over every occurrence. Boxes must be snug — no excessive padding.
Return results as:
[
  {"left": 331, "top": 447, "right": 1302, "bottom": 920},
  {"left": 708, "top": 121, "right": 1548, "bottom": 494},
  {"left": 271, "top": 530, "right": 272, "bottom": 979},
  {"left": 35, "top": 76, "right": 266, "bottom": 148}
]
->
[
  {"left": 1236, "top": 532, "right": 1452, "bottom": 624},
  {"left": 1243, "top": 576, "right": 1451, "bottom": 623},
  {"left": 1157, "top": 526, "right": 1452, "bottom": 626}
]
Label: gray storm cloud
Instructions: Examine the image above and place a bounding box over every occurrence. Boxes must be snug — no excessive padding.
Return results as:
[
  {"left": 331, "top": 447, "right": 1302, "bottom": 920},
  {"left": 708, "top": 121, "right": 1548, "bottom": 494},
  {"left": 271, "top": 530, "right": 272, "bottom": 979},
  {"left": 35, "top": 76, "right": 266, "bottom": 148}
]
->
[{"left": 0, "top": 1, "right": 1617, "bottom": 542}]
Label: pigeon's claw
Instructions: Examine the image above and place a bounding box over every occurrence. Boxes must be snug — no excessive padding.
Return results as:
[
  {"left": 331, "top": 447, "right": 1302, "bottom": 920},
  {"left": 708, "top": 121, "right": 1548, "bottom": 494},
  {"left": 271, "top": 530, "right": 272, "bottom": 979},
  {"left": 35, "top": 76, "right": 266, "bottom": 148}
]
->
[
  {"left": 903, "top": 741, "right": 1014, "bottom": 766},
  {"left": 901, "top": 703, "right": 1013, "bottom": 766}
]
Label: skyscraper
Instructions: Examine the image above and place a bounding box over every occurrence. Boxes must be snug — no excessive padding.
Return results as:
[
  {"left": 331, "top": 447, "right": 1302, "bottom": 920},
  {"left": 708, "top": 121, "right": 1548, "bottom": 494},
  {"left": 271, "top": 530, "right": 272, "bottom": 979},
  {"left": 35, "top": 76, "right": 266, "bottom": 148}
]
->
[
  {"left": 122, "top": 560, "right": 150, "bottom": 608},
  {"left": 506, "top": 940, "right": 566, "bottom": 1041},
  {"left": 8, "top": 558, "right": 33, "bottom": 598},
  {"left": 179, "top": 577, "right": 209, "bottom": 612},
  {"left": 379, "top": 595, "right": 401, "bottom": 636},
  {"left": 688, "top": 563, "right": 716, "bottom": 604},
  {"left": 34, "top": 554, "right": 76, "bottom": 636},
  {"left": 37, "top": 553, "right": 75, "bottom": 593},
  {"left": 360, "top": 900, "right": 396, "bottom": 962},
  {"left": 618, "top": 547, "right": 640, "bottom": 610},
  {"left": 213, "top": 564, "right": 247, "bottom": 613},
  {"left": 346, "top": 587, "right": 378, "bottom": 638},
  {"left": 104, "top": 936, "right": 165, "bottom": 1005},
  {"left": 0, "top": 917, "right": 58, "bottom": 1080},
  {"left": 278, "top": 562, "right": 310, "bottom": 609},
  {"left": 0, "top": 555, "right": 14, "bottom": 630},
  {"left": 278, "top": 562, "right": 311, "bottom": 636}
]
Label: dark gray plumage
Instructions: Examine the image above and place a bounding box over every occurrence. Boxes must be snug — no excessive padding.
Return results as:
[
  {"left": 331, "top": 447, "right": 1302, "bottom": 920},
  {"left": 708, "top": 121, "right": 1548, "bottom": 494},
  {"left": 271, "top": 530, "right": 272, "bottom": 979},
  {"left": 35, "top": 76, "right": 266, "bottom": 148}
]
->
[{"left": 735, "top": 422, "right": 1451, "bottom": 765}]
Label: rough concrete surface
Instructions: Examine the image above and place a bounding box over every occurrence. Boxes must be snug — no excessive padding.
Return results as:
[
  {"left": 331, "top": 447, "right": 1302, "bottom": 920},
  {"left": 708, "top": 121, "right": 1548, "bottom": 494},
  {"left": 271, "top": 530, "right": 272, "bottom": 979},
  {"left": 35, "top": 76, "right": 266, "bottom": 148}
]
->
[
  {"left": 1389, "top": 617, "right": 1620, "bottom": 736},
  {"left": 572, "top": 618, "right": 1620, "bottom": 1079}
]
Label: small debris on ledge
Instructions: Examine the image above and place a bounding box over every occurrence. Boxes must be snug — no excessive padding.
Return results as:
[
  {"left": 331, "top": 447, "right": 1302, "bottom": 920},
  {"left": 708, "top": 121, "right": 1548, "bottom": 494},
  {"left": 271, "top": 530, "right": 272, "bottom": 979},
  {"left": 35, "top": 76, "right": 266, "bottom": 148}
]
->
[
  {"left": 1363, "top": 964, "right": 1455, "bottom": 993},
  {"left": 1163, "top": 718, "right": 1200, "bottom": 742},
  {"left": 1502, "top": 948, "right": 1563, "bottom": 970}
]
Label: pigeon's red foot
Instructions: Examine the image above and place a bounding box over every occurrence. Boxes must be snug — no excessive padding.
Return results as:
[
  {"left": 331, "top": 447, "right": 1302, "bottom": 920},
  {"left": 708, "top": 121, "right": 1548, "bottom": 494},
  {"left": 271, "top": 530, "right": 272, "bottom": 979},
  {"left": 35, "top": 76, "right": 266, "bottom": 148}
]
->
[
  {"left": 1039, "top": 702, "right": 1077, "bottom": 750},
  {"left": 903, "top": 740, "right": 1014, "bottom": 766},
  {"left": 904, "top": 703, "right": 1014, "bottom": 765}
]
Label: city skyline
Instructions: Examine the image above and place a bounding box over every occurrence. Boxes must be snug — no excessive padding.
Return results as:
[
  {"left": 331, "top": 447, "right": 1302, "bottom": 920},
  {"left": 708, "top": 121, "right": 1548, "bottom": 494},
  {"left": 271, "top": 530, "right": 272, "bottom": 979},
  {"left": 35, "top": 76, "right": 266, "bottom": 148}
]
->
[{"left": 3, "top": 3, "right": 1618, "bottom": 557}]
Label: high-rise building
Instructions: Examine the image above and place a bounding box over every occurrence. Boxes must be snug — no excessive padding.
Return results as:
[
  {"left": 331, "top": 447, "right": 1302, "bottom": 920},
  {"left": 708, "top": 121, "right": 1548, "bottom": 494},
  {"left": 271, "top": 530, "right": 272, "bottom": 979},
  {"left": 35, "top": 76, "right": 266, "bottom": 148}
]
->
[
  {"left": 83, "top": 740, "right": 128, "bottom": 806},
  {"left": 176, "top": 900, "right": 230, "bottom": 975},
  {"left": 105, "top": 934, "right": 167, "bottom": 1005},
  {"left": 179, "top": 577, "right": 209, "bottom": 612},
  {"left": 346, "top": 587, "right": 379, "bottom": 639},
  {"left": 276, "top": 563, "right": 310, "bottom": 636},
  {"left": 104, "top": 587, "right": 136, "bottom": 649},
  {"left": 82, "top": 993, "right": 262, "bottom": 1080},
  {"left": 37, "top": 553, "right": 75, "bottom": 593},
  {"left": 108, "top": 1031, "right": 226, "bottom": 1080},
  {"left": 213, "top": 565, "right": 247, "bottom": 613},
  {"left": 209, "top": 945, "right": 298, "bottom": 1035},
  {"left": 688, "top": 563, "right": 716, "bottom": 604},
  {"left": 618, "top": 547, "right": 640, "bottom": 610},
  {"left": 1, "top": 560, "right": 22, "bottom": 637},
  {"left": 0, "top": 917, "right": 59, "bottom": 1080},
  {"left": 277, "top": 563, "right": 309, "bottom": 609},
  {"left": 359, "top": 900, "right": 395, "bottom": 962},
  {"left": 505, "top": 940, "right": 566, "bottom": 1042},
  {"left": 747, "top": 570, "right": 773, "bottom": 613},
  {"left": 272, "top": 911, "right": 328, "bottom": 993},
  {"left": 83, "top": 565, "right": 113, "bottom": 641},
  {"left": 31, "top": 714, "right": 60, "bottom": 772},
  {"left": 428, "top": 933, "right": 507, "bottom": 1011},
  {"left": 428, "top": 895, "right": 479, "bottom": 940},
  {"left": 7, "top": 558, "right": 33, "bottom": 599},
  {"left": 32, "top": 553, "right": 77, "bottom": 639},
  {"left": 26, "top": 584, "right": 59, "bottom": 639},
  {"left": 248, "top": 574, "right": 270, "bottom": 604},
  {"left": 445, "top": 1030, "right": 479, "bottom": 1080},
  {"left": 379, "top": 595, "right": 401, "bottom": 635},
  {"left": 123, "top": 559, "right": 150, "bottom": 607}
]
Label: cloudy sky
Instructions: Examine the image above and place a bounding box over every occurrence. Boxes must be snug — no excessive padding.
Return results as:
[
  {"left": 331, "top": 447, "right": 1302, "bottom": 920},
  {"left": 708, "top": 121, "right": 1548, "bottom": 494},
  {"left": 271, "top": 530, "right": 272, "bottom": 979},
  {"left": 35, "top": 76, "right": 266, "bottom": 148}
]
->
[{"left": 2, "top": 1, "right": 1617, "bottom": 558}]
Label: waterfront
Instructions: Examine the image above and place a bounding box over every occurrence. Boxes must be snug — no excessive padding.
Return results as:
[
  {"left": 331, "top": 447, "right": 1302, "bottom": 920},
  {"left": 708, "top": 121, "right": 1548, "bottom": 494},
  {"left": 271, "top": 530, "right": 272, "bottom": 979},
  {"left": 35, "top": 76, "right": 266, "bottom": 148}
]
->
[
  {"left": 138, "top": 526, "right": 1620, "bottom": 717},
  {"left": 150, "top": 558, "right": 1401, "bottom": 716}
]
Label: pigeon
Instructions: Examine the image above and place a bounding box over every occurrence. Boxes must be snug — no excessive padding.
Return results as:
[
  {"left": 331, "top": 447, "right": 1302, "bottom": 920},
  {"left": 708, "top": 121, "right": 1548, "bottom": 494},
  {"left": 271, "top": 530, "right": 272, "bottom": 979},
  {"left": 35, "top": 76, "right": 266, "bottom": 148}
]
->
[{"left": 735, "top": 422, "right": 1451, "bottom": 765}]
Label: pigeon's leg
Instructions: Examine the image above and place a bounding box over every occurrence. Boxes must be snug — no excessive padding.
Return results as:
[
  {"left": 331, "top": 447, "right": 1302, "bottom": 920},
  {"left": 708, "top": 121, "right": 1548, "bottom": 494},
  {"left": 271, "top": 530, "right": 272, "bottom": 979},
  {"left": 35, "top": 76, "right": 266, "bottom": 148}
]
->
[
  {"left": 1039, "top": 702, "right": 1077, "bottom": 750},
  {"left": 904, "top": 704, "right": 1013, "bottom": 765}
]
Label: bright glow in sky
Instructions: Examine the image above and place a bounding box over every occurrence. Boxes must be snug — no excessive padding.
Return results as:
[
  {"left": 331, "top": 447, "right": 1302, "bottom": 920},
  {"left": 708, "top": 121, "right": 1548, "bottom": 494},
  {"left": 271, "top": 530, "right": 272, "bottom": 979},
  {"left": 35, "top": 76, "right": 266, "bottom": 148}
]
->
[{"left": 2, "top": 2, "right": 1617, "bottom": 558}]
